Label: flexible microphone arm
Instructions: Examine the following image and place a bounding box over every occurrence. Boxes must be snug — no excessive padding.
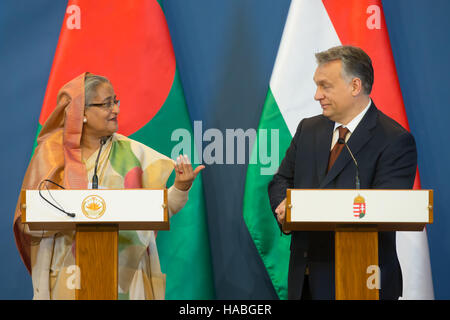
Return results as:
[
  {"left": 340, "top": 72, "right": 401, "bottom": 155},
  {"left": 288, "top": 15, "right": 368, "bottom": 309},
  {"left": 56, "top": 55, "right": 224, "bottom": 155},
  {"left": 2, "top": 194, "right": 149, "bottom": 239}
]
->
[
  {"left": 338, "top": 138, "right": 361, "bottom": 189},
  {"left": 92, "top": 136, "right": 109, "bottom": 189}
]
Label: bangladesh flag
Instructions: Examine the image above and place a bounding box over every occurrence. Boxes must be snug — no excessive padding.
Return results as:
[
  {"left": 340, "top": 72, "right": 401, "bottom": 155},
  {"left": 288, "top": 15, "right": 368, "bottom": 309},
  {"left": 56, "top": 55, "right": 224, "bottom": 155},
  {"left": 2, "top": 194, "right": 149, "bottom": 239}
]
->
[
  {"left": 35, "top": 0, "right": 215, "bottom": 299},
  {"left": 244, "top": 0, "right": 433, "bottom": 300}
]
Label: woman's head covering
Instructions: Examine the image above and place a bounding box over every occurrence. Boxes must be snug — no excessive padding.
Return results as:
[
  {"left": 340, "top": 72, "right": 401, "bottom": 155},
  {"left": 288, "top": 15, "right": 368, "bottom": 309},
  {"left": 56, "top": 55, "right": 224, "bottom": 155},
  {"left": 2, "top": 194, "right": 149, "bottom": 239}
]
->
[{"left": 13, "top": 72, "right": 90, "bottom": 272}]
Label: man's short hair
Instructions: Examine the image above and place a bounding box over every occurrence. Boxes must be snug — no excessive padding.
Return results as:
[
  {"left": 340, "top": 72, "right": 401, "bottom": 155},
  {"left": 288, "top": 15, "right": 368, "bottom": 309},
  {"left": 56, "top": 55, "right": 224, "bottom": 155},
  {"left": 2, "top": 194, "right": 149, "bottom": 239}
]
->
[{"left": 315, "top": 45, "right": 374, "bottom": 95}]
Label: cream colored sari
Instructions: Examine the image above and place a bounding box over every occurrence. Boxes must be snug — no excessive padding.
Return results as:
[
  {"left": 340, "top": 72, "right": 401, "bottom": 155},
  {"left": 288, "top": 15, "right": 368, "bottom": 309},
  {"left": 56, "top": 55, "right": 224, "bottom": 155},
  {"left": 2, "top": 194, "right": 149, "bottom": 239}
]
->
[{"left": 30, "top": 133, "right": 187, "bottom": 300}]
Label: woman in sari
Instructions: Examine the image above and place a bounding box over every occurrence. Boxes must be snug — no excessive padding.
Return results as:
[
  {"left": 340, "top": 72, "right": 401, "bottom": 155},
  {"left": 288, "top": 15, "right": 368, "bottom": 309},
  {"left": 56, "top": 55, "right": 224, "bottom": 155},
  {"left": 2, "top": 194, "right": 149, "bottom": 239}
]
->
[{"left": 13, "top": 72, "right": 203, "bottom": 299}]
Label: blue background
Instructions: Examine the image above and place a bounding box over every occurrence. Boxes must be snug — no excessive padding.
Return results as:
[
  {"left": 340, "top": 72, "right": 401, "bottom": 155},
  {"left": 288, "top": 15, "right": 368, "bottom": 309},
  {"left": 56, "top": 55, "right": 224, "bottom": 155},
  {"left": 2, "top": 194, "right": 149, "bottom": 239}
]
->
[{"left": 0, "top": 0, "right": 448, "bottom": 299}]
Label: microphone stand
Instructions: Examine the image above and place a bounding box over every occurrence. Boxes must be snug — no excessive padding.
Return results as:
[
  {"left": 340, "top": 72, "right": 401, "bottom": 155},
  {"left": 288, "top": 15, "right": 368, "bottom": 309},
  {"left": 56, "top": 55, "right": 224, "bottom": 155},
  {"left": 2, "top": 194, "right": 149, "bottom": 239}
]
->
[
  {"left": 338, "top": 138, "right": 361, "bottom": 189},
  {"left": 92, "top": 137, "right": 109, "bottom": 189}
]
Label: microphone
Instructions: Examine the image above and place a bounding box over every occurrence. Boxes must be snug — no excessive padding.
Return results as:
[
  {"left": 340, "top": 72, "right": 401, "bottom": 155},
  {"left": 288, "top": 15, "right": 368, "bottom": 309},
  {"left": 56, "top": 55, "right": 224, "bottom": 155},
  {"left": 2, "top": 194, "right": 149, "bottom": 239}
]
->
[
  {"left": 338, "top": 138, "right": 361, "bottom": 189},
  {"left": 92, "top": 136, "right": 109, "bottom": 189}
]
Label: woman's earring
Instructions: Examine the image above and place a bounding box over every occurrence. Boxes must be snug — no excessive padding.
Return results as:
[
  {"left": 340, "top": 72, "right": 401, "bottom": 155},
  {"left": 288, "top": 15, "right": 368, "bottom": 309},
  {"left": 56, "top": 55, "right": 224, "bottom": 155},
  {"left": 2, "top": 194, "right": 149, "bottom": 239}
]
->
[{"left": 83, "top": 117, "right": 87, "bottom": 124}]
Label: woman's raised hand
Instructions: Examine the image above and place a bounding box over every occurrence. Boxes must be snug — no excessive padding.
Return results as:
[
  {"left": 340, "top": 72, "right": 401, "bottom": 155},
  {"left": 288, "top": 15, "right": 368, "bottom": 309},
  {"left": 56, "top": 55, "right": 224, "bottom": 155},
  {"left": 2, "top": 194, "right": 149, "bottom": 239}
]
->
[{"left": 173, "top": 155, "right": 205, "bottom": 191}]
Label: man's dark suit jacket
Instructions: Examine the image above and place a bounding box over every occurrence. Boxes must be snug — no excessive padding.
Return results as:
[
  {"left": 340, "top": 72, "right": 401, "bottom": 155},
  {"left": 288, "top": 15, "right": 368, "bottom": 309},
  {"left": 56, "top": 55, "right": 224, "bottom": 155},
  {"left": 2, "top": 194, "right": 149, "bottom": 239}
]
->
[{"left": 268, "top": 101, "right": 417, "bottom": 300}]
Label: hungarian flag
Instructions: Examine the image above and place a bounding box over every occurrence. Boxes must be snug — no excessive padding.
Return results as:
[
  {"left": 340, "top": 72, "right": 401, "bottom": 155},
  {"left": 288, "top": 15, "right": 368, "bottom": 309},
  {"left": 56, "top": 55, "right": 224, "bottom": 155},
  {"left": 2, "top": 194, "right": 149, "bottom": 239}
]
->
[
  {"left": 35, "top": 0, "right": 215, "bottom": 299},
  {"left": 243, "top": 0, "right": 433, "bottom": 299}
]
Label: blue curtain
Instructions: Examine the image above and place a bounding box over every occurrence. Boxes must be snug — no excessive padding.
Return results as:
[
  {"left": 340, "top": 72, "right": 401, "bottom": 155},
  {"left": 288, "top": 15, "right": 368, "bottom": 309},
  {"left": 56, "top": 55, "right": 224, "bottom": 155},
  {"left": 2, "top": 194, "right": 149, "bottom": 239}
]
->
[{"left": 0, "top": 0, "right": 448, "bottom": 299}]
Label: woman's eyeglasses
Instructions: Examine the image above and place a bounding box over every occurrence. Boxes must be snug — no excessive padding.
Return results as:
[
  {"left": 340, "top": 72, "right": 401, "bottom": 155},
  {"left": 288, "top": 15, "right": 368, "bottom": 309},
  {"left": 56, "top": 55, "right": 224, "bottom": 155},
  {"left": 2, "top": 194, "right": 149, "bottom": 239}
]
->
[{"left": 86, "top": 98, "right": 120, "bottom": 109}]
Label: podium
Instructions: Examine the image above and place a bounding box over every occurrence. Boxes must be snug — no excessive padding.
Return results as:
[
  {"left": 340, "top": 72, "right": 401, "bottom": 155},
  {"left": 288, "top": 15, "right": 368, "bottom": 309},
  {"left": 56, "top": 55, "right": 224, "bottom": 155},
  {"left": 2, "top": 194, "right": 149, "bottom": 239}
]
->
[
  {"left": 20, "top": 189, "right": 168, "bottom": 300},
  {"left": 285, "top": 189, "right": 433, "bottom": 300}
]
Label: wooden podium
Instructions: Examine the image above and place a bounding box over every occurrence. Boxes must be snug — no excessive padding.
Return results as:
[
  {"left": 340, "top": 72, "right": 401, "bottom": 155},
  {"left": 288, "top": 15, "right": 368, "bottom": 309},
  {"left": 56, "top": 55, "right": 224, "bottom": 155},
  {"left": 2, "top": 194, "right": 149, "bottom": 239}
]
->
[
  {"left": 20, "top": 189, "right": 169, "bottom": 300},
  {"left": 285, "top": 189, "right": 433, "bottom": 300}
]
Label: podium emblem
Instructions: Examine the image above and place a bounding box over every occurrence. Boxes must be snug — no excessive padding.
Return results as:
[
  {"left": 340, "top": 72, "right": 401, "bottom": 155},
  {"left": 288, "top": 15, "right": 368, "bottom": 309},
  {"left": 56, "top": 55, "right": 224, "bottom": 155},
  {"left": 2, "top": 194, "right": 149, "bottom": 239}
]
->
[
  {"left": 353, "top": 194, "right": 366, "bottom": 219},
  {"left": 81, "top": 195, "right": 106, "bottom": 219}
]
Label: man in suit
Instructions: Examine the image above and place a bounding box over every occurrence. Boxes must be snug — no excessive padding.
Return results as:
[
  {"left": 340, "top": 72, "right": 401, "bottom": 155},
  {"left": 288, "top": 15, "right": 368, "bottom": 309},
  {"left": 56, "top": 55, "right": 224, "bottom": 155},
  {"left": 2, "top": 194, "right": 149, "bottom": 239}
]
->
[{"left": 268, "top": 45, "right": 417, "bottom": 300}]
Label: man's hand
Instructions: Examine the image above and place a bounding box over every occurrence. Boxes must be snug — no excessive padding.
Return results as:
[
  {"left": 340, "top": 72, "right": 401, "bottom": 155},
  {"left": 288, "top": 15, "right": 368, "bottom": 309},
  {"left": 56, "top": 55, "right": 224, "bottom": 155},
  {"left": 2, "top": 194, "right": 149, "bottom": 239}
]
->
[
  {"left": 275, "top": 198, "right": 287, "bottom": 225},
  {"left": 174, "top": 155, "right": 205, "bottom": 191}
]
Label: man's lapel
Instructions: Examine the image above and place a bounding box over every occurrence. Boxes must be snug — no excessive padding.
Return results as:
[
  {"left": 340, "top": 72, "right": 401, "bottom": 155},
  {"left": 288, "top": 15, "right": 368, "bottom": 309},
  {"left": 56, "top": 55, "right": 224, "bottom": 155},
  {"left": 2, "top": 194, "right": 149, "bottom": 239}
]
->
[
  {"left": 319, "top": 102, "right": 378, "bottom": 188},
  {"left": 315, "top": 118, "right": 334, "bottom": 185}
]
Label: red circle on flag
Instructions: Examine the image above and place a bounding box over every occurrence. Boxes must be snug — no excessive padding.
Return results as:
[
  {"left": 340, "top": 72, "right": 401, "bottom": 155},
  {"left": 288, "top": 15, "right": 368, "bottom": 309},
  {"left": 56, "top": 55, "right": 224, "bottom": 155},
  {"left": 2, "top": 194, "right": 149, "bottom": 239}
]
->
[{"left": 40, "top": 0, "right": 176, "bottom": 136}]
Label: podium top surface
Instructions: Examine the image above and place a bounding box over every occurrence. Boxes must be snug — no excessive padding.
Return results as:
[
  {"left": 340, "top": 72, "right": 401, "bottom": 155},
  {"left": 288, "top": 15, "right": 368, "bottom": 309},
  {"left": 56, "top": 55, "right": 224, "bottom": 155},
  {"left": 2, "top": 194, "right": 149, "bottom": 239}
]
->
[
  {"left": 21, "top": 189, "right": 169, "bottom": 231},
  {"left": 285, "top": 189, "right": 433, "bottom": 232}
]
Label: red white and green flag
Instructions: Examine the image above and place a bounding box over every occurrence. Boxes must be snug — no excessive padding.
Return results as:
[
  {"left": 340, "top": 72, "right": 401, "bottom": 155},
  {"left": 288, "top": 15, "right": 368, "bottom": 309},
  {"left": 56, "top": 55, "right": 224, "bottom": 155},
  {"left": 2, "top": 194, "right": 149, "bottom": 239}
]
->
[
  {"left": 244, "top": 0, "right": 433, "bottom": 300},
  {"left": 35, "top": 0, "right": 215, "bottom": 299}
]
